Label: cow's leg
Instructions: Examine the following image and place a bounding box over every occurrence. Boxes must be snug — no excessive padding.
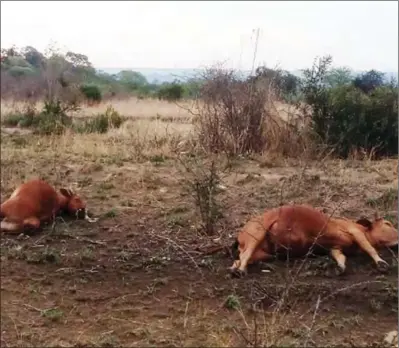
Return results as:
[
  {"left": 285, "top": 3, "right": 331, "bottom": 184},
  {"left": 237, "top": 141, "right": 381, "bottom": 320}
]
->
[
  {"left": 22, "top": 217, "right": 41, "bottom": 236},
  {"left": 230, "top": 248, "right": 273, "bottom": 275},
  {"left": 230, "top": 245, "right": 255, "bottom": 277},
  {"left": 0, "top": 219, "right": 23, "bottom": 234},
  {"left": 230, "top": 259, "right": 241, "bottom": 271},
  {"left": 348, "top": 229, "right": 389, "bottom": 272},
  {"left": 249, "top": 248, "right": 273, "bottom": 264},
  {"left": 330, "top": 248, "right": 347, "bottom": 274},
  {"left": 232, "top": 238, "right": 262, "bottom": 277}
]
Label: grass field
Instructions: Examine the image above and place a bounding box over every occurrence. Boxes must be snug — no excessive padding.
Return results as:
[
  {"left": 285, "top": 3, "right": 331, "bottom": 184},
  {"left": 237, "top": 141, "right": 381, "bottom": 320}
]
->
[{"left": 0, "top": 98, "right": 398, "bottom": 347}]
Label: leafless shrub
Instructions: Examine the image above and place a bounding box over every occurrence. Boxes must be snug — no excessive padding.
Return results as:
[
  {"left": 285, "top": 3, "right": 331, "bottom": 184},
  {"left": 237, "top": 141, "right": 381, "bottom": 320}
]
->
[
  {"left": 193, "top": 67, "right": 313, "bottom": 158},
  {"left": 178, "top": 155, "right": 225, "bottom": 235}
]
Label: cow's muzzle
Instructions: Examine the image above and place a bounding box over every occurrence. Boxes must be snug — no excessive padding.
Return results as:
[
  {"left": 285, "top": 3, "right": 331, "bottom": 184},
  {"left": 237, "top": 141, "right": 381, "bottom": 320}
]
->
[
  {"left": 79, "top": 208, "right": 98, "bottom": 223},
  {"left": 75, "top": 209, "right": 86, "bottom": 220}
]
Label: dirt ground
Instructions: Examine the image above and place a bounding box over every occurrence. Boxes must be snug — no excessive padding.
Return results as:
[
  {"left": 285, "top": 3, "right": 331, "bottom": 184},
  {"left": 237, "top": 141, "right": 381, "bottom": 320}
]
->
[{"left": 1, "top": 130, "right": 398, "bottom": 347}]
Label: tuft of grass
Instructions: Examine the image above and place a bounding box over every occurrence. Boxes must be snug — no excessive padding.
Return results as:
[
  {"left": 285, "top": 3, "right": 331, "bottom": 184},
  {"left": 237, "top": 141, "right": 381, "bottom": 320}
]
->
[
  {"left": 104, "top": 209, "right": 117, "bottom": 218},
  {"left": 81, "top": 247, "right": 96, "bottom": 261},
  {"left": 366, "top": 188, "right": 398, "bottom": 211},
  {"left": 26, "top": 247, "right": 61, "bottom": 265},
  {"left": 41, "top": 308, "right": 64, "bottom": 322},
  {"left": 224, "top": 294, "right": 240, "bottom": 310}
]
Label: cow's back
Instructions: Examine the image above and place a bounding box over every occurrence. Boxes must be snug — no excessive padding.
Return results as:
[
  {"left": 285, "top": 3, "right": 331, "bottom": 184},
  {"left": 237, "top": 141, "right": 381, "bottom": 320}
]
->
[
  {"left": 1, "top": 180, "right": 58, "bottom": 221},
  {"left": 266, "top": 205, "right": 337, "bottom": 256}
]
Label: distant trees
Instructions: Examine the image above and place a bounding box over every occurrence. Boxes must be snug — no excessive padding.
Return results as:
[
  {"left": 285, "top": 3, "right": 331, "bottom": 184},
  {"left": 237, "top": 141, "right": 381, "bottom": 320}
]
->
[
  {"left": 300, "top": 56, "right": 397, "bottom": 158},
  {"left": 325, "top": 67, "right": 353, "bottom": 88},
  {"left": 250, "top": 66, "right": 301, "bottom": 101},
  {"left": 353, "top": 70, "right": 386, "bottom": 94}
]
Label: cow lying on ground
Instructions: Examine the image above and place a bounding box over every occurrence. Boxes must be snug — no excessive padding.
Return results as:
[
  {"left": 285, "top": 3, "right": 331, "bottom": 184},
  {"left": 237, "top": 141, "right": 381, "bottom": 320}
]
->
[
  {"left": 230, "top": 204, "right": 398, "bottom": 277},
  {"left": 1, "top": 179, "right": 97, "bottom": 234}
]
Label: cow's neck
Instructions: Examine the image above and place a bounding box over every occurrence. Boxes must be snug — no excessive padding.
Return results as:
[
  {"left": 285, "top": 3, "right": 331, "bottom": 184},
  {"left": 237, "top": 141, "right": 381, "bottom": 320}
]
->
[
  {"left": 354, "top": 222, "right": 377, "bottom": 245},
  {"left": 56, "top": 193, "right": 69, "bottom": 212}
]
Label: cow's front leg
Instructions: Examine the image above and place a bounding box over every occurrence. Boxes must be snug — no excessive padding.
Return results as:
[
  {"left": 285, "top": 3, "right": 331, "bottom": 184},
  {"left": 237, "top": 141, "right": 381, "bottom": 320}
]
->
[
  {"left": 330, "top": 248, "right": 347, "bottom": 275},
  {"left": 348, "top": 228, "right": 389, "bottom": 272},
  {"left": 229, "top": 259, "right": 241, "bottom": 273},
  {"left": 230, "top": 240, "right": 262, "bottom": 277}
]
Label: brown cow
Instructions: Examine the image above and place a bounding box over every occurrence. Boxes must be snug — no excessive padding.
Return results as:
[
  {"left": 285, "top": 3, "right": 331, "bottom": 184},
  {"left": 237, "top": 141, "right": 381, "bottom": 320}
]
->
[
  {"left": 1, "top": 179, "right": 97, "bottom": 234},
  {"left": 230, "top": 204, "right": 398, "bottom": 277}
]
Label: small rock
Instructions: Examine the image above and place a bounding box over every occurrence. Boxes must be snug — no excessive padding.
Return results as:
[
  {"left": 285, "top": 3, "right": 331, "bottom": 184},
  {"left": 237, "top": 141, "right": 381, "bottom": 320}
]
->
[
  {"left": 384, "top": 330, "right": 398, "bottom": 347},
  {"left": 159, "top": 187, "right": 168, "bottom": 194},
  {"left": 17, "top": 234, "right": 29, "bottom": 241}
]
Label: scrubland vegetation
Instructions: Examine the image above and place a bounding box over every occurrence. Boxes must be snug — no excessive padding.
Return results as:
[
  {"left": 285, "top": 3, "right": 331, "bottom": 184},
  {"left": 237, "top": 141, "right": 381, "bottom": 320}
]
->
[{"left": 1, "top": 44, "right": 398, "bottom": 347}]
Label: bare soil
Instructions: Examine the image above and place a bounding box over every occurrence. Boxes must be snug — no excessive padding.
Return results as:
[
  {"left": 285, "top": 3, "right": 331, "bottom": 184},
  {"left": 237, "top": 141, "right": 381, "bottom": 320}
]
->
[{"left": 1, "top": 133, "right": 398, "bottom": 347}]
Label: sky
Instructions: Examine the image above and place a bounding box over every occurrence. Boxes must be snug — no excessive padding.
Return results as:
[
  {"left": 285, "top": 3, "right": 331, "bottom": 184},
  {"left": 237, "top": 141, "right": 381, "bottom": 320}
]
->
[{"left": 1, "top": 1, "right": 398, "bottom": 72}]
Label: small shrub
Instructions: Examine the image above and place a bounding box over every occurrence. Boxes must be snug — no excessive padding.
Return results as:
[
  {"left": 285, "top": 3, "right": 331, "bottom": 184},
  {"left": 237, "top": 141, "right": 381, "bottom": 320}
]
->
[
  {"left": 224, "top": 294, "right": 240, "bottom": 310},
  {"left": 78, "top": 106, "right": 124, "bottom": 134},
  {"left": 2, "top": 104, "right": 36, "bottom": 128},
  {"left": 179, "top": 157, "right": 224, "bottom": 235},
  {"left": 33, "top": 99, "right": 74, "bottom": 135},
  {"left": 2, "top": 113, "right": 27, "bottom": 127},
  {"left": 80, "top": 84, "right": 102, "bottom": 103}
]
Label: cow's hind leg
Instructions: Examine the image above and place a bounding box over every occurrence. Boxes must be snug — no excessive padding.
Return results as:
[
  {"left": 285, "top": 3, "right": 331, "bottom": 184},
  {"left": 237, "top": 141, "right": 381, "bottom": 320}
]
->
[
  {"left": 348, "top": 228, "right": 389, "bottom": 272},
  {"left": 330, "top": 248, "right": 347, "bottom": 275},
  {"left": 22, "top": 217, "right": 41, "bottom": 236}
]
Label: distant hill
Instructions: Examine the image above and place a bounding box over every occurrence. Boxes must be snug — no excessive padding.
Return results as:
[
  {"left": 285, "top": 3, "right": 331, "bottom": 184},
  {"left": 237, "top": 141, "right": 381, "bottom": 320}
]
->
[{"left": 98, "top": 67, "right": 398, "bottom": 85}]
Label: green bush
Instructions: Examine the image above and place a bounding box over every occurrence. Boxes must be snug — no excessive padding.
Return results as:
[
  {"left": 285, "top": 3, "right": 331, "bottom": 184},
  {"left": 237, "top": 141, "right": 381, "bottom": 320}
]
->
[
  {"left": 34, "top": 99, "right": 74, "bottom": 135},
  {"left": 157, "top": 83, "right": 184, "bottom": 101},
  {"left": 78, "top": 106, "right": 125, "bottom": 134},
  {"left": 2, "top": 101, "right": 75, "bottom": 135},
  {"left": 2, "top": 105, "right": 36, "bottom": 128},
  {"left": 80, "top": 84, "right": 102, "bottom": 103},
  {"left": 301, "top": 56, "right": 398, "bottom": 158},
  {"left": 2, "top": 113, "right": 28, "bottom": 127},
  {"left": 8, "top": 66, "right": 37, "bottom": 78}
]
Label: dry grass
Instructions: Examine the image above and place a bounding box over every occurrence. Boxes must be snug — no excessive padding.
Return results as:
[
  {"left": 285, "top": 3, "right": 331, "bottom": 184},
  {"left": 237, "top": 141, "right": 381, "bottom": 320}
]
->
[
  {"left": 0, "top": 97, "right": 196, "bottom": 121},
  {"left": 0, "top": 97, "right": 300, "bottom": 122}
]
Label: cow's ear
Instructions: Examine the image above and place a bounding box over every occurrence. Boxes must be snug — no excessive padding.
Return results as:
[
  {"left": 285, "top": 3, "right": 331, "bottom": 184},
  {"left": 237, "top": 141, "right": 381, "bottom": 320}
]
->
[
  {"left": 374, "top": 211, "right": 383, "bottom": 221},
  {"left": 60, "top": 188, "right": 72, "bottom": 198},
  {"left": 356, "top": 218, "right": 373, "bottom": 231}
]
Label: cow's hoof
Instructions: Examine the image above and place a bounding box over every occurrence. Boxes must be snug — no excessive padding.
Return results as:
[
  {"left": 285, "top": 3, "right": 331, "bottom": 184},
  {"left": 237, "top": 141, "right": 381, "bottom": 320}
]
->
[
  {"left": 230, "top": 268, "right": 247, "bottom": 278},
  {"left": 334, "top": 266, "right": 346, "bottom": 276},
  {"left": 376, "top": 260, "right": 389, "bottom": 273}
]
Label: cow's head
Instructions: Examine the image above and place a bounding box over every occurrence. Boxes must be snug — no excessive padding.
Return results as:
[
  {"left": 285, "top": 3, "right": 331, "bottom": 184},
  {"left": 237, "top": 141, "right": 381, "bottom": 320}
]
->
[
  {"left": 59, "top": 188, "right": 87, "bottom": 219},
  {"left": 356, "top": 214, "right": 398, "bottom": 248}
]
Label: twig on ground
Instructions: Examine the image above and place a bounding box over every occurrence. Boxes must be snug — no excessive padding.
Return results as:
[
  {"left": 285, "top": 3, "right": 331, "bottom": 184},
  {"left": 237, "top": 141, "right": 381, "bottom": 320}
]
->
[
  {"left": 298, "top": 280, "right": 383, "bottom": 320},
  {"left": 147, "top": 228, "right": 204, "bottom": 276},
  {"left": 303, "top": 295, "right": 321, "bottom": 347}
]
